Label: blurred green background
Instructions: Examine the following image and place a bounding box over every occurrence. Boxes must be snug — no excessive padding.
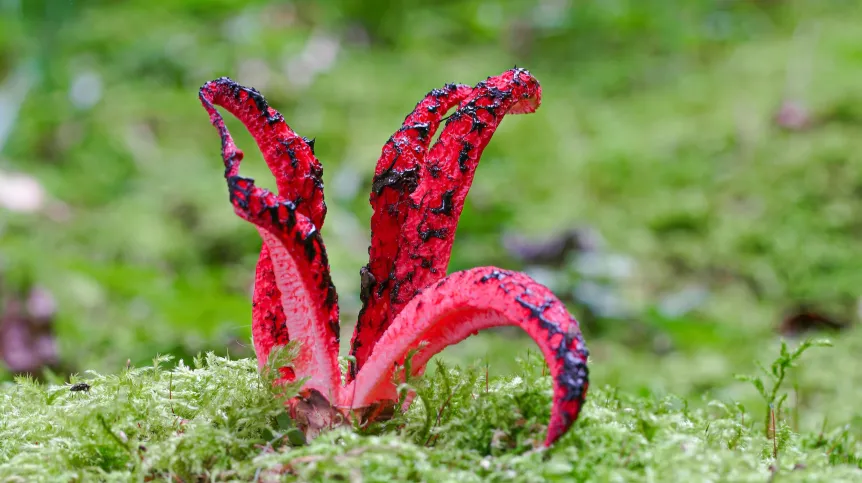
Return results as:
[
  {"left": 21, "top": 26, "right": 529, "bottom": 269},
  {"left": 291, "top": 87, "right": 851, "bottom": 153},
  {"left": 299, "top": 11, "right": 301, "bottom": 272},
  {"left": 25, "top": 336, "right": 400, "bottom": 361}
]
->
[{"left": 1, "top": 0, "right": 861, "bottom": 434}]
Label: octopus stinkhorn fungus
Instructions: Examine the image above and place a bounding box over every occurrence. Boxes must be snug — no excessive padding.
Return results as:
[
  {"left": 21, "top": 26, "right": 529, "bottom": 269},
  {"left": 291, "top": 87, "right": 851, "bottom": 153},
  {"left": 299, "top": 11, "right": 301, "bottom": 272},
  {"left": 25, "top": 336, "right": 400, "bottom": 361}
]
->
[{"left": 199, "top": 68, "right": 589, "bottom": 447}]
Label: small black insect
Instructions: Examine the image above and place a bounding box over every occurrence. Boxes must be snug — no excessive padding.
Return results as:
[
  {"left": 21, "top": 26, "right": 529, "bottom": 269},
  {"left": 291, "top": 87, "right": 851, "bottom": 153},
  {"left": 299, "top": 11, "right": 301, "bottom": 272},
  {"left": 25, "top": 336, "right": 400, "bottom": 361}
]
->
[{"left": 69, "top": 382, "right": 91, "bottom": 392}]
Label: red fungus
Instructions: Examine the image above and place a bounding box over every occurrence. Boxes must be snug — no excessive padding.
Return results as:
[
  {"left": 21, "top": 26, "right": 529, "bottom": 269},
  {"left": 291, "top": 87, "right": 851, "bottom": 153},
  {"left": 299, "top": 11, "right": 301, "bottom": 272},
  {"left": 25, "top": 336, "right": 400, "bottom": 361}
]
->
[
  {"left": 200, "top": 80, "right": 340, "bottom": 400},
  {"left": 387, "top": 69, "right": 542, "bottom": 336},
  {"left": 350, "top": 82, "right": 473, "bottom": 379},
  {"left": 340, "top": 267, "right": 588, "bottom": 446},
  {"left": 199, "top": 68, "right": 589, "bottom": 447}
]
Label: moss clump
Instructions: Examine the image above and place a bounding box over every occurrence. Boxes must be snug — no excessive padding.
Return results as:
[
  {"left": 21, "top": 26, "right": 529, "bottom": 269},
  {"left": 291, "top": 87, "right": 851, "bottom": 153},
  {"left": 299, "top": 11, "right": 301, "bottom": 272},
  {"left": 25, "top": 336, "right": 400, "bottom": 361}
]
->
[{"left": 1, "top": 347, "right": 859, "bottom": 482}]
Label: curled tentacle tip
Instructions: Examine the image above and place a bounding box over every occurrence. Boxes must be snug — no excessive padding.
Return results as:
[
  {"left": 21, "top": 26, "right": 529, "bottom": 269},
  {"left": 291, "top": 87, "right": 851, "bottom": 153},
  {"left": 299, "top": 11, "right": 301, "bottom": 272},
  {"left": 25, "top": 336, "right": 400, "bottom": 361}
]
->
[
  {"left": 508, "top": 84, "right": 542, "bottom": 115},
  {"left": 506, "top": 69, "right": 542, "bottom": 114}
]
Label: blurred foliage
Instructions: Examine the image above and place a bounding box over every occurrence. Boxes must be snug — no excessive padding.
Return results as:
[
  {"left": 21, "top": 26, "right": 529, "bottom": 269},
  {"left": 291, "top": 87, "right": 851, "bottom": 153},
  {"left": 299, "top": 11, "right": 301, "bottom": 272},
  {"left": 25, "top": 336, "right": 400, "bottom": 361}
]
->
[{"left": 1, "top": 0, "right": 862, "bottom": 439}]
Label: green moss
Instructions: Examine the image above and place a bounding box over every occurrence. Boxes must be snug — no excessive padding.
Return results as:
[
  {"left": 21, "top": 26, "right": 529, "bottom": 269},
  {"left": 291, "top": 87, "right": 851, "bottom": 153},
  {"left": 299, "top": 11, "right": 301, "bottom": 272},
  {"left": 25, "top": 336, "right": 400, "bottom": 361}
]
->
[
  {"left": 0, "top": 349, "right": 301, "bottom": 482},
  {"left": 1, "top": 346, "right": 859, "bottom": 482}
]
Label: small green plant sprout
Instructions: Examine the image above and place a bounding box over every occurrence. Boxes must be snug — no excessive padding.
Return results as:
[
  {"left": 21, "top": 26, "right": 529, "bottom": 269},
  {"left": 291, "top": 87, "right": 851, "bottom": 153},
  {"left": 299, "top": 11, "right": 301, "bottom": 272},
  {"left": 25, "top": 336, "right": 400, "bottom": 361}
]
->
[{"left": 735, "top": 338, "right": 832, "bottom": 438}]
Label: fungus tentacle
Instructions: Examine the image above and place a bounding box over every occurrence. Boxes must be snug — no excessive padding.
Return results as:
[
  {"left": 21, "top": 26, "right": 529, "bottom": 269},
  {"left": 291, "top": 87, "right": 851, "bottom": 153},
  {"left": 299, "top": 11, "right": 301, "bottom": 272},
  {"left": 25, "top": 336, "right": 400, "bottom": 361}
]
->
[
  {"left": 227, "top": 176, "right": 341, "bottom": 399},
  {"left": 389, "top": 68, "right": 542, "bottom": 319},
  {"left": 342, "top": 266, "right": 588, "bottom": 447},
  {"left": 199, "top": 77, "right": 326, "bottom": 225},
  {"left": 200, "top": 82, "right": 340, "bottom": 399},
  {"left": 349, "top": 83, "right": 474, "bottom": 379},
  {"left": 200, "top": 78, "right": 327, "bottom": 370}
]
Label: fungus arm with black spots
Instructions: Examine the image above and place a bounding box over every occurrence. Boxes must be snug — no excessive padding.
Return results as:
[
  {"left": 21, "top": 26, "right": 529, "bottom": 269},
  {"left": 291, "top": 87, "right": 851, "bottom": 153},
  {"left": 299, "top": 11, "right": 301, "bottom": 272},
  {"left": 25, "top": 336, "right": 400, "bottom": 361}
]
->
[
  {"left": 390, "top": 69, "right": 542, "bottom": 316},
  {"left": 353, "top": 69, "right": 543, "bottom": 380},
  {"left": 342, "top": 267, "right": 588, "bottom": 447},
  {"left": 349, "top": 82, "right": 474, "bottom": 379},
  {"left": 199, "top": 79, "right": 340, "bottom": 400}
]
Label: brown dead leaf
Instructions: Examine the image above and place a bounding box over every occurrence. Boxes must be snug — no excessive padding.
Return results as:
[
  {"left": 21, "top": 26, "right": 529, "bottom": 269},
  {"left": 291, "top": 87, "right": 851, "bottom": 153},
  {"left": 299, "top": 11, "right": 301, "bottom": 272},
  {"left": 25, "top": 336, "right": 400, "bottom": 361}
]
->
[
  {"left": 778, "top": 304, "right": 849, "bottom": 337},
  {"left": 290, "top": 390, "right": 349, "bottom": 441}
]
